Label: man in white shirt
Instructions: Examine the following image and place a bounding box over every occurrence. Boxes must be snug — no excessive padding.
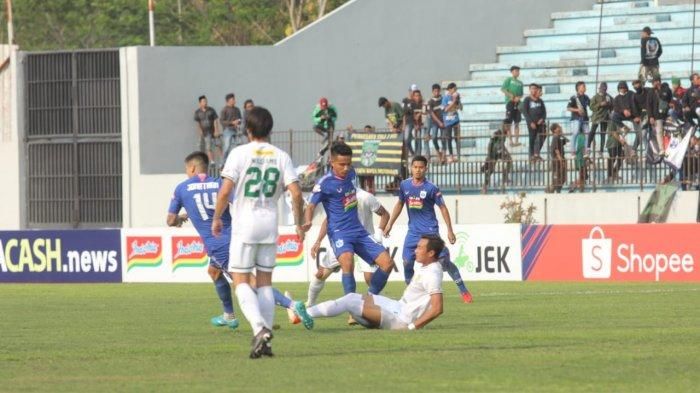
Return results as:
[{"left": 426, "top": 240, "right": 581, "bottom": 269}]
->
[
  {"left": 212, "top": 106, "right": 306, "bottom": 358},
  {"left": 303, "top": 235, "right": 445, "bottom": 330}
]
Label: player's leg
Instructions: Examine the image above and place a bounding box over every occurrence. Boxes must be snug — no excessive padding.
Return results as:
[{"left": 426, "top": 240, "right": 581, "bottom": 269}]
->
[
  {"left": 307, "top": 245, "right": 340, "bottom": 306},
  {"left": 401, "top": 233, "right": 420, "bottom": 284},
  {"left": 208, "top": 261, "right": 240, "bottom": 329},
  {"left": 337, "top": 251, "right": 356, "bottom": 295},
  {"left": 355, "top": 235, "right": 394, "bottom": 295},
  {"left": 438, "top": 248, "right": 473, "bottom": 303},
  {"left": 307, "top": 292, "right": 365, "bottom": 320}
]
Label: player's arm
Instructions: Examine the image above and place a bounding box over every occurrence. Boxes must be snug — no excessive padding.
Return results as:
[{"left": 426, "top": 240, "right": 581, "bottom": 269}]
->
[
  {"left": 303, "top": 202, "right": 316, "bottom": 232},
  {"left": 287, "top": 181, "right": 306, "bottom": 240},
  {"left": 411, "top": 293, "right": 443, "bottom": 330},
  {"left": 212, "top": 178, "right": 234, "bottom": 237},
  {"left": 438, "top": 204, "right": 456, "bottom": 244},
  {"left": 311, "top": 218, "right": 328, "bottom": 259},
  {"left": 166, "top": 188, "right": 188, "bottom": 227},
  {"left": 384, "top": 200, "right": 404, "bottom": 237},
  {"left": 166, "top": 213, "right": 188, "bottom": 227},
  {"left": 375, "top": 206, "right": 390, "bottom": 234}
]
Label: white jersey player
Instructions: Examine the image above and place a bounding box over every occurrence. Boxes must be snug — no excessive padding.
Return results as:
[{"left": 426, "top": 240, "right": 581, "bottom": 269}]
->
[
  {"left": 303, "top": 235, "right": 445, "bottom": 330},
  {"left": 212, "top": 106, "right": 307, "bottom": 359}
]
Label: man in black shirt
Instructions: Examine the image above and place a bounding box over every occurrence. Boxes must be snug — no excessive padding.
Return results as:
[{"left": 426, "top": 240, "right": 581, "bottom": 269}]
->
[
  {"left": 522, "top": 83, "right": 547, "bottom": 161},
  {"left": 611, "top": 81, "right": 642, "bottom": 153},
  {"left": 220, "top": 93, "right": 242, "bottom": 160},
  {"left": 401, "top": 84, "right": 418, "bottom": 156},
  {"left": 566, "top": 81, "right": 590, "bottom": 155},
  {"left": 639, "top": 26, "right": 662, "bottom": 82},
  {"left": 194, "top": 95, "right": 219, "bottom": 164},
  {"left": 427, "top": 84, "right": 445, "bottom": 164},
  {"left": 632, "top": 79, "right": 652, "bottom": 150},
  {"left": 682, "top": 73, "right": 700, "bottom": 126}
]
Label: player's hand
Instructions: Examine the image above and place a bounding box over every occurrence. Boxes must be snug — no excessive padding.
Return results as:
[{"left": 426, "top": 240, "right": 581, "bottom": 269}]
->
[
  {"left": 301, "top": 221, "right": 312, "bottom": 232},
  {"left": 211, "top": 218, "right": 223, "bottom": 237},
  {"left": 176, "top": 214, "right": 188, "bottom": 227},
  {"left": 311, "top": 242, "right": 321, "bottom": 259},
  {"left": 447, "top": 230, "right": 456, "bottom": 245},
  {"left": 383, "top": 224, "right": 392, "bottom": 238},
  {"left": 295, "top": 225, "right": 306, "bottom": 242}
]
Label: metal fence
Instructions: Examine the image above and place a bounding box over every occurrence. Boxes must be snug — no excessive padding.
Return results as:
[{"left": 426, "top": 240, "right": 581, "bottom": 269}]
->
[{"left": 25, "top": 50, "right": 122, "bottom": 228}]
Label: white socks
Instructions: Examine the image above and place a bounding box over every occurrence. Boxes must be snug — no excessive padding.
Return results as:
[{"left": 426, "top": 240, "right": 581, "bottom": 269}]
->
[
  {"left": 306, "top": 276, "right": 326, "bottom": 307},
  {"left": 307, "top": 293, "right": 363, "bottom": 318},
  {"left": 235, "top": 283, "right": 265, "bottom": 335},
  {"left": 256, "top": 285, "right": 275, "bottom": 331}
]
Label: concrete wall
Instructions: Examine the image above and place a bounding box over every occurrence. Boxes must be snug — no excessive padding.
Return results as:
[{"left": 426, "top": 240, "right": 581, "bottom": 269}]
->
[
  {"left": 133, "top": 0, "right": 595, "bottom": 174},
  {"left": 0, "top": 45, "right": 21, "bottom": 230}
]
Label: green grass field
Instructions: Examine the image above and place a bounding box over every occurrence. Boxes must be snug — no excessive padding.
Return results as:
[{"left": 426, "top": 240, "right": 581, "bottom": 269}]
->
[{"left": 1, "top": 282, "right": 699, "bottom": 392}]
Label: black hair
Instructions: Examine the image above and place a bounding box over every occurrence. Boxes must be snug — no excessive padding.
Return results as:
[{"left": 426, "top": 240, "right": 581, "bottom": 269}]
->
[
  {"left": 550, "top": 122, "right": 562, "bottom": 132},
  {"left": 330, "top": 142, "right": 353, "bottom": 157},
  {"left": 575, "top": 81, "right": 586, "bottom": 90},
  {"left": 447, "top": 82, "right": 457, "bottom": 90},
  {"left": 198, "top": 95, "right": 207, "bottom": 102},
  {"left": 243, "top": 99, "right": 254, "bottom": 108},
  {"left": 421, "top": 234, "right": 445, "bottom": 257},
  {"left": 412, "top": 155, "right": 428, "bottom": 166},
  {"left": 431, "top": 83, "right": 441, "bottom": 91},
  {"left": 225, "top": 93, "right": 235, "bottom": 101},
  {"left": 510, "top": 65, "right": 520, "bottom": 72},
  {"left": 529, "top": 83, "right": 540, "bottom": 89},
  {"left": 185, "top": 151, "right": 209, "bottom": 169},
  {"left": 246, "top": 106, "right": 274, "bottom": 138},
  {"left": 378, "top": 97, "right": 388, "bottom": 107}
]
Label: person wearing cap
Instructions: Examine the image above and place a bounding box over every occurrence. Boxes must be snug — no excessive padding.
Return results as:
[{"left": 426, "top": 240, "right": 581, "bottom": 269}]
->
[
  {"left": 378, "top": 97, "right": 404, "bottom": 133},
  {"left": 611, "top": 81, "right": 641, "bottom": 156},
  {"left": 501, "top": 66, "right": 524, "bottom": 147},
  {"left": 312, "top": 97, "right": 338, "bottom": 142},
  {"left": 647, "top": 76, "right": 673, "bottom": 157},
  {"left": 640, "top": 26, "right": 662, "bottom": 83},
  {"left": 590, "top": 82, "right": 614, "bottom": 155}
]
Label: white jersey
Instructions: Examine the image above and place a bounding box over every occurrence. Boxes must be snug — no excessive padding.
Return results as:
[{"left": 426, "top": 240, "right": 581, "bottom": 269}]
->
[
  {"left": 221, "top": 141, "right": 298, "bottom": 243},
  {"left": 355, "top": 188, "right": 382, "bottom": 236},
  {"left": 398, "top": 261, "right": 443, "bottom": 324}
]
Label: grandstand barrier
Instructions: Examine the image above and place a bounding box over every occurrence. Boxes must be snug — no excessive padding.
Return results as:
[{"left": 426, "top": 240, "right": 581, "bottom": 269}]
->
[{"left": 2, "top": 223, "right": 699, "bottom": 283}]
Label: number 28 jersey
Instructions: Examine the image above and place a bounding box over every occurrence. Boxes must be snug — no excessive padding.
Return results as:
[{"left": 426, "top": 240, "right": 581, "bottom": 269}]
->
[{"left": 221, "top": 141, "right": 298, "bottom": 244}]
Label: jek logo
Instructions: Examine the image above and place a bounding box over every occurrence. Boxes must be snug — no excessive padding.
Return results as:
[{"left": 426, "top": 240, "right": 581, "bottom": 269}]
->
[
  {"left": 582, "top": 226, "right": 695, "bottom": 281},
  {"left": 171, "top": 236, "right": 207, "bottom": 271},
  {"left": 453, "top": 232, "right": 472, "bottom": 271},
  {"left": 126, "top": 236, "right": 163, "bottom": 271},
  {"left": 276, "top": 235, "right": 303, "bottom": 267}
]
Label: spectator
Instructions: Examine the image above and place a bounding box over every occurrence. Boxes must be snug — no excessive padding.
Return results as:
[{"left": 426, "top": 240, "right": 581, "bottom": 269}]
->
[
  {"left": 683, "top": 135, "right": 700, "bottom": 190},
  {"left": 682, "top": 73, "right": 700, "bottom": 125},
  {"left": 378, "top": 97, "right": 404, "bottom": 133},
  {"left": 480, "top": 129, "right": 512, "bottom": 194},
  {"left": 240, "top": 99, "right": 255, "bottom": 142},
  {"left": 220, "top": 93, "right": 242, "bottom": 160},
  {"left": 358, "top": 125, "right": 376, "bottom": 194},
  {"left": 410, "top": 90, "right": 430, "bottom": 157},
  {"left": 606, "top": 111, "right": 629, "bottom": 183},
  {"left": 589, "top": 82, "right": 613, "bottom": 155},
  {"left": 566, "top": 81, "right": 590, "bottom": 155},
  {"left": 522, "top": 83, "right": 547, "bottom": 162},
  {"left": 427, "top": 83, "right": 446, "bottom": 164},
  {"left": 611, "top": 81, "right": 642, "bottom": 154},
  {"left": 501, "top": 65, "right": 524, "bottom": 147},
  {"left": 570, "top": 121, "right": 588, "bottom": 193},
  {"left": 549, "top": 123, "right": 566, "bottom": 193},
  {"left": 632, "top": 79, "right": 652, "bottom": 143},
  {"left": 401, "top": 85, "right": 419, "bottom": 156},
  {"left": 670, "top": 77, "right": 686, "bottom": 122},
  {"left": 639, "top": 26, "right": 662, "bottom": 82},
  {"left": 442, "top": 82, "right": 461, "bottom": 163},
  {"left": 312, "top": 97, "right": 338, "bottom": 143},
  {"left": 194, "top": 95, "right": 219, "bottom": 165},
  {"left": 647, "top": 76, "right": 672, "bottom": 157}
]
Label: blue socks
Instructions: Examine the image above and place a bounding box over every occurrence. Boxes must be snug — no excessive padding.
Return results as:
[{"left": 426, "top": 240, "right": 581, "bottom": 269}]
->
[
  {"left": 341, "top": 273, "right": 356, "bottom": 295},
  {"left": 442, "top": 258, "right": 469, "bottom": 295},
  {"left": 368, "top": 268, "right": 390, "bottom": 295},
  {"left": 403, "top": 259, "right": 415, "bottom": 285},
  {"left": 213, "top": 275, "right": 234, "bottom": 314},
  {"left": 272, "top": 288, "right": 293, "bottom": 309}
]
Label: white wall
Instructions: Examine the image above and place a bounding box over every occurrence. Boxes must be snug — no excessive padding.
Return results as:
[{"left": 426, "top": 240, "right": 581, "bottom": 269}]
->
[{"left": 0, "top": 45, "right": 21, "bottom": 230}]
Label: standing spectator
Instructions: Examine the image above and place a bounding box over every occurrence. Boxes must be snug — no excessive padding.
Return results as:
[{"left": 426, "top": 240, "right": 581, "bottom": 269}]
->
[
  {"left": 501, "top": 66, "right": 524, "bottom": 147},
  {"left": 220, "top": 93, "right": 242, "bottom": 160},
  {"left": 633, "top": 79, "right": 654, "bottom": 154},
  {"left": 378, "top": 97, "right": 404, "bottom": 132},
  {"left": 312, "top": 97, "right": 338, "bottom": 143},
  {"left": 549, "top": 123, "right": 567, "bottom": 193},
  {"left": 358, "top": 125, "right": 376, "bottom": 194},
  {"left": 639, "top": 26, "right": 662, "bottom": 82},
  {"left": 647, "top": 76, "right": 672, "bottom": 157},
  {"left": 194, "top": 95, "right": 219, "bottom": 165},
  {"left": 682, "top": 73, "right": 700, "bottom": 125},
  {"left": 566, "top": 81, "right": 591, "bottom": 155},
  {"left": 441, "top": 83, "right": 461, "bottom": 163},
  {"left": 240, "top": 99, "right": 255, "bottom": 143},
  {"left": 611, "top": 81, "right": 642, "bottom": 153},
  {"left": 427, "top": 84, "right": 445, "bottom": 164},
  {"left": 401, "top": 85, "right": 418, "bottom": 155},
  {"left": 606, "top": 119, "right": 628, "bottom": 183},
  {"left": 410, "top": 90, "right": 430, "bottom": 157},
  {"left": 570, "top": 124, "right": 588, "bottom": 193},
  {"left": 589, "top": 82, "right": 613, "bottom": 155},
  {"left": 480, "top": 129, "right": 511, "bottom": 194},
  {"left": 522, "top": 83, "right": 547, "bottom": 162},
  {"left": 670, "top": 77, "right": 686, "bottom": 122}
]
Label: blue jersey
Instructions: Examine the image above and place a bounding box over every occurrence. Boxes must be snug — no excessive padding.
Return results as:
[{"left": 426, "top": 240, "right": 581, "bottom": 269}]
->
[
  {"left": 399, "top": 178, "right": 445, "bottom": 235},
  {"left": 310, "top": 168, "right": 366, "bottom": 237},
  {"left": 168, "top": 174, "right": 232, "bottom": 255}
]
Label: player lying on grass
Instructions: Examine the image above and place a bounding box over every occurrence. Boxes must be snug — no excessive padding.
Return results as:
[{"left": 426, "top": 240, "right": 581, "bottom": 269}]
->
[
  {"left": 384, "top": 155, "right": 473, "bottom": 303},
  {"left": 301, "top": 235, "right": 446, "bottom": 330},
  {"left": 167, "top": 151, "right": 310, "bottom": 332},
  {"left": 302, "top": 142, "right": 396, "bottom": 297}
]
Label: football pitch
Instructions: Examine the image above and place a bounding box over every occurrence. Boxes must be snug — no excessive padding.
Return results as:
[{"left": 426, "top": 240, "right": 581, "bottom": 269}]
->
[{"left": 1, "top": 282, "right": 698, "bottom": 392}]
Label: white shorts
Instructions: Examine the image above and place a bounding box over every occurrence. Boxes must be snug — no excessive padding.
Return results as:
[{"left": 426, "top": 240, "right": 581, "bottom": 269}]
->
[
  {"left": 228, "top": 240, "right": 276, "bottom": 274},
  {"left": 319, "top": 239, "right": 379, "bottom": 274},
  {"left": 370, "top": 294, "right": 409, "bottom": 330}
]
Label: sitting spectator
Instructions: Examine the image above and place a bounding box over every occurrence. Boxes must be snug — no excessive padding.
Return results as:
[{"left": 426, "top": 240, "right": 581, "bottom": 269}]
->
[
  {"left": 566, "top": 81, "right": 590, "bottom": 155},
  {"left": 193, "top": 95, "right": 219, "bottom": 165},
  {"left": 442, "top": 83, "right": 461, "bottom": 163},
  {"left": 427, "top": 84, "right": 445, "bottom": 164},
  {"left": 611, "top": 81, "right": 642, "bottom": 155},
  {"left": 682, "top": 73, "right": 700, "bottom": 125},
  {"left": 639, "top": 26, "right": 662, "bottom": 82},
  {"left": 548, "top": 123, "right": 567, "bottom": 193},
  {"left": 501, "top": 66, "right": 523, "bottom": 146},
  {"left": 220, "top": 93, "right": 242, "bottom": 160},
  {"left": 670, "top": 77, "right": 686, "bottom": 122},
  {"left": 480, "top": 129, "right": 511, "bottom": 194},
  {"left": 589, "top": 82, "right": 613, "bottom": 155},
  {"left": 647, "top": 77, "right": 672, "bottom": 157},
  {"left": 312, "top": 97, "right": 338, "bottom": 143},
  {"left": 522, "top": 83, "right": 547, "bottom": 162},
  {"left": 378, "top": 96, "right": 404, "bottom": 133},
  {"left": 401, "top": 85, "right": 418, "bottom": 155}
]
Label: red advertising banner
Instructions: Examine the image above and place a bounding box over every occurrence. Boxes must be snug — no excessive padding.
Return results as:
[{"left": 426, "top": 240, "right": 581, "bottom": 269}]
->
[{"left": 522, "top": 224, "right": 700, "bottom": 282}]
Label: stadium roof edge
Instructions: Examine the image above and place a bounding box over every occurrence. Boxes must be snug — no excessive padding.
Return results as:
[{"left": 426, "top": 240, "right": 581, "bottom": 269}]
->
[{"left": 274, "top": 0, "right": 360, "bottom": 47}]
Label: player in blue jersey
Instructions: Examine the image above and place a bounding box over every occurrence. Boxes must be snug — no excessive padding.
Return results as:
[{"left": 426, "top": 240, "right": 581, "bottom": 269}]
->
[
  {"left": 384, "top": 155, "right": 473, "bottom": 303},
  {"left": 302, "top": 142, "right": 396, "bottom": 297},
  {"left": 167, "top": 152, "right": 309, "bottom": 333}
]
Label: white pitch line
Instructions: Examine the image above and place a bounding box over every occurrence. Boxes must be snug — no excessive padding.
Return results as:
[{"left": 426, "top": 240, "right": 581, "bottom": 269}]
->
[{"left": 476, "top": 287, "right": 700, "bottom": 298}]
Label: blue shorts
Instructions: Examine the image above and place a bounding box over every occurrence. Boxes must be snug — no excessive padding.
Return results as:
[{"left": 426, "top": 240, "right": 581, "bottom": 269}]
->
[
  {"left": 206, "top": 242, "right": 230, "bottom": 271},
  {"left": 403, "top": 232, "right": 451, "bottom": 264},
  {"left": 330, "top": 231, "right": 385, "bottom": 265}
]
